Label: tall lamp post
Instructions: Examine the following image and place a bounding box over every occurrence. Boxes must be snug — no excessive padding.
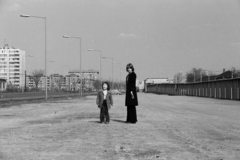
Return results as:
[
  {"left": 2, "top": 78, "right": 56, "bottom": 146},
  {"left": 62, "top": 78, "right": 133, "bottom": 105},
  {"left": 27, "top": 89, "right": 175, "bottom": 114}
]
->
[
  {"left": 88, "top": 49, "right": 102, "bottom": 89},
  {"left": 20, "top": 14, "right": 48, "bottom": 99},
  {"left": 63, "top": 35, "right": 82, "bottom": 97},
  {"left": 102, "top": 56, "right": 113, "bottom": 88},
  {"left": 113, "top": 62, "right": 121, "bottom": 89}
]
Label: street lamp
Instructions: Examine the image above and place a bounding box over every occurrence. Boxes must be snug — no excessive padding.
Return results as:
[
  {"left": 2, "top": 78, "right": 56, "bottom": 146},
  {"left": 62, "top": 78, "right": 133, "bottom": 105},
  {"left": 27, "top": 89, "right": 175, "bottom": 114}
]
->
[
  {"left": 102, "top": 56, "right": 114, "bottom": 88},
  {"left": 20, "top": 14, "right": 48, "bottom": 99},
  {"left": 63, "top": 35, "right": 82, "bottom": 97},
  {"left": 88, "top": 49, "right": 102, "bottom": 89}
]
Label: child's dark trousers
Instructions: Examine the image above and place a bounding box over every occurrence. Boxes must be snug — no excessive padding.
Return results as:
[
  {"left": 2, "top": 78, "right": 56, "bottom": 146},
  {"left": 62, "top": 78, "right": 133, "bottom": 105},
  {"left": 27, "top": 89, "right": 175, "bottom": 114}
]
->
[{"left": 100, "top": 100, "right": 110, "bottom": 123}]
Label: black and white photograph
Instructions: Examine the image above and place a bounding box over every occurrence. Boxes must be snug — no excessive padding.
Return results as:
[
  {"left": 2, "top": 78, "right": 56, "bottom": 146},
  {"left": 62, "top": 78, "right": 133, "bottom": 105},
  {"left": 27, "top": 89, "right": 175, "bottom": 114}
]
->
[{"left": 0, "top": 0, "right": 240, "bottom": 159}]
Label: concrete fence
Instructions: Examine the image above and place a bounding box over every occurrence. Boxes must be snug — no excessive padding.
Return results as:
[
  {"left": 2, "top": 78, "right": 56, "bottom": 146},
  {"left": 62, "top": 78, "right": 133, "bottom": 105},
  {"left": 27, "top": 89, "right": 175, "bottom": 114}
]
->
[{"left": 145, "top": 78, "right": 240, "bottom": 100}]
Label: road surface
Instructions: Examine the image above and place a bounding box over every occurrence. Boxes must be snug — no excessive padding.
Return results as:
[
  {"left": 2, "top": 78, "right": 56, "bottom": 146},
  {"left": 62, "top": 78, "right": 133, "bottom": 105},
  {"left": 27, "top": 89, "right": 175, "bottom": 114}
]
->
[{"left": 0, "top": 93, "right": 240, "bottom": 160}]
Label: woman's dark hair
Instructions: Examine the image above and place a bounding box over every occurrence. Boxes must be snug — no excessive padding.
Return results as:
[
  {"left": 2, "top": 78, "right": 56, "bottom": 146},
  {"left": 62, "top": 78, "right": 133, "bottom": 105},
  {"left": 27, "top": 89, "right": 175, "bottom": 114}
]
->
[
  {"left": 102, "top": 81, "right": 110, "bottom": 91},
  {"left": 126, "top": 63, "right": 134, "bottom": 72}
]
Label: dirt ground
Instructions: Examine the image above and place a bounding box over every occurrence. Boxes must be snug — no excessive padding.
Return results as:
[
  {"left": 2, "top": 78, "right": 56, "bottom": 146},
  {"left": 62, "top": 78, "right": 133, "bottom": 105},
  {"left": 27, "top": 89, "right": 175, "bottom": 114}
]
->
[{"left": 0, "top": 93, "right": 240, "bottom": 160}]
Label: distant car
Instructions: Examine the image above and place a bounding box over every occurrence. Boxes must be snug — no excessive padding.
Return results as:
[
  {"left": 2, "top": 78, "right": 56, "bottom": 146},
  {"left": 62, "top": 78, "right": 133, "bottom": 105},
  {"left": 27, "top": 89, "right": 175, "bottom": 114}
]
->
[
  {"left": 111, "top": 89, "right": 122, "bottom": 95},
  {"left": 120, "top": 89, "right": 126, "bottom": 93}
]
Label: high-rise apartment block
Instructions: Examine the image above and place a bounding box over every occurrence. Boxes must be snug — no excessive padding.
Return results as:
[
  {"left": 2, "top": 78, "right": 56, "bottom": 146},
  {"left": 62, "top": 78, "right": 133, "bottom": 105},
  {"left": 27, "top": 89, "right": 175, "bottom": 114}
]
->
[{"left": 0, "top": 44, "right": 26, "bottom": 88}]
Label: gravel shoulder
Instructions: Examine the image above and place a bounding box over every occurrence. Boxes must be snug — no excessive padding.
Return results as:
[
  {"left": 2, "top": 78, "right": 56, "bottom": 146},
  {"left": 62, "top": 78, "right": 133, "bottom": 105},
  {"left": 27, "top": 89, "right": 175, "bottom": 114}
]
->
[{"left": 0, "top": 93, "right": 240, "bottom": 160}]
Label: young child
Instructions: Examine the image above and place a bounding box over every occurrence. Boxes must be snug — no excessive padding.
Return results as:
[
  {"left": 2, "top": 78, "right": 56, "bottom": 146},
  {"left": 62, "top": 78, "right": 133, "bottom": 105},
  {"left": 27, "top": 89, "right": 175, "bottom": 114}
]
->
[{"left": 96, "top": 82, "right": 113, "bottom": 124}]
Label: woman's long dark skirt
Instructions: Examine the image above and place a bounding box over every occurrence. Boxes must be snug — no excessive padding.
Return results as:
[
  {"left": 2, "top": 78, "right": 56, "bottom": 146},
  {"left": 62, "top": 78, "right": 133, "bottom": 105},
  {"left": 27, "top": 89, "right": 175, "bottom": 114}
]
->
[{"left": 126, "top": 105, "right": 137, "bottom": 123}]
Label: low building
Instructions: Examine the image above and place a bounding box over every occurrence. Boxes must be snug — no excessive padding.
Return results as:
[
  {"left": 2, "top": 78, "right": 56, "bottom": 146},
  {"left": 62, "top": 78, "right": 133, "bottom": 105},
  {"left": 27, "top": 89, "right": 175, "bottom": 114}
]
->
[
  {"left": 24, "top": 69, "right": 99, "bottom": 92},
  {"left": 144, "top": 78, "right": 170, "bottom": 92},
  {"left": 65, "top": 74, "right": 80, "bottom": 91},
  {"left": 26, "top": 75, "right": 50, "bottom": 91},
  {"left": 26, "top": 75, "right": 34, "bottom": 89},
  {"left": 195, "top": 75, "right": 218, "bottom": 82},
  {"left": 68, "top": 69, "right": 99, "bottom": 91},
  {"left": 145, "top": 78, "right": 169, "bottom": 84},
  {"left": 136, "top": 79, "right": 144, "bottom": 92},
  {"left": 0, "top": 78, "right": 7, "bottom": 91},
  {"left": 49, "top": 74, "right": 65, "bottom": 91},
  {"left": 216, "top": 70, "right": 234, "bottom": 80}
]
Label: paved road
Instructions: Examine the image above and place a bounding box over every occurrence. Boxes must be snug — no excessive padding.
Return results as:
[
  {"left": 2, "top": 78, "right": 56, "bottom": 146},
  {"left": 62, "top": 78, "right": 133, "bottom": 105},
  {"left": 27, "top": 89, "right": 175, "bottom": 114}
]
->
[{"left": 0, "top": 93, "right": 240, "bottom": 160}]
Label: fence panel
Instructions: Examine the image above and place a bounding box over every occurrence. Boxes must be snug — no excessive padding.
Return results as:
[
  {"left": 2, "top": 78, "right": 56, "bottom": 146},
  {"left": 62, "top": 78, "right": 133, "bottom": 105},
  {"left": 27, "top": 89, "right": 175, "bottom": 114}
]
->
[{"left": 145, "top": 78, "right": 240, "bottom": 101}]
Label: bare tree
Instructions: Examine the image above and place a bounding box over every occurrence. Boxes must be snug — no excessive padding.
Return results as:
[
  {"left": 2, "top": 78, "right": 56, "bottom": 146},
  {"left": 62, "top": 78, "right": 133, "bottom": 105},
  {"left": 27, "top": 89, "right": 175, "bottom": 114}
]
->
[
  {"left": 32, "top": 69, "right": 44, "bottom": 90},
  {"left": 55, "top": 77, "right": 64, "bottom": 91},
  {"left": 173, "top": 72, "right": 184, "bottom": 83},
  {"left": 231, "top": 67, "right": 240, "bottom": 78},
  {"left": 186, "top": 68, "right": 207, "bottom": 83},
  {"left": 93, "top": 80, "right": 101, "bottom": 90},
  {"left": 207, "top": 71, "right": 218, "bottom": 76}
]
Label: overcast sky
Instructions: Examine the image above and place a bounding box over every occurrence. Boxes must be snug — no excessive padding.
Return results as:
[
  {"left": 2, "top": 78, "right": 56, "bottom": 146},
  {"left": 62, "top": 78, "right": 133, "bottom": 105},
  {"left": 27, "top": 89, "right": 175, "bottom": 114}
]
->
[{"left": 1, "top": 0, "right": 240, "bottom": 81}]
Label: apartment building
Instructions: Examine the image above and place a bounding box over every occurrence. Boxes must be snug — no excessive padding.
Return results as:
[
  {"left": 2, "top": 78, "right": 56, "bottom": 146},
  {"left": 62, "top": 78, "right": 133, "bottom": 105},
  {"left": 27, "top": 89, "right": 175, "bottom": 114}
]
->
[
  {"left": 49, "top": 74, "right": 65, "bottom": 90},
  {"left": 26, "top": 75, "right": 34, "bottom": 89},
  {"left": 26, "top": 74, "right": 65, "bottom": 91},
  {"left": 26, "top": 75, "right": 50, "bottom": 91},
  {"left": 38, "top": 76, "right": 50, "bottom": 90},
  {"left": 0, "top": 44, "right": 25, "bottom": 88},
  {"left": 24, "top": 70, "right": 99, "bottom": 91},
  {"left": 67, "top": 70, "right": 99, "bottom": 91},
  {"left": 65, "top": 74, "right": 80, "bottom": 91},
  {"left": 0, "top": 78, "right": 7, "bottom": 91}
]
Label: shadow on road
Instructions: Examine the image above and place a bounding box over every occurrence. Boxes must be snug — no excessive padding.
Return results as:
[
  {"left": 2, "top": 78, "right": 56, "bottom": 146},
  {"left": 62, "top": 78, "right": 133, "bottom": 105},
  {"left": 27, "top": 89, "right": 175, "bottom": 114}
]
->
[
  {"left": 88, "top": 120, "right": 102, "bottom": 123},
  {"left": 111, "top": 119, "right": 126, "bottom": 123}
]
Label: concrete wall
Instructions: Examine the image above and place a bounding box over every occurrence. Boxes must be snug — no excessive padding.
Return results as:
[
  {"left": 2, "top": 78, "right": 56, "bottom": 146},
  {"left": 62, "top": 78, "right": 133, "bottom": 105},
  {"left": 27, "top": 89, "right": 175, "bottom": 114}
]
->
[{"left": 146, "top": 78, "right": 240, "bottom": 100}]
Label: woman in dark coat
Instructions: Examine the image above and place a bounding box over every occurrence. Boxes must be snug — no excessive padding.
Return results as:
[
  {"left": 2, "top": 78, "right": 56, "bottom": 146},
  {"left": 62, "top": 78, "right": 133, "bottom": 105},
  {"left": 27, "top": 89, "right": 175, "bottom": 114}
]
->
[{"left": 125, "top": 63, "right": 138, "bottom": 123}]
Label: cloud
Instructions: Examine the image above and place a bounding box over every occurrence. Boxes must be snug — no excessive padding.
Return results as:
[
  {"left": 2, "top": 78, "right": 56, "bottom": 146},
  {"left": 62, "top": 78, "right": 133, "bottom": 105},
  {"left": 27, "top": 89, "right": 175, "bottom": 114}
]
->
[
  {"left": 7, "top": 3, "right": 21, "bottom": 11},
  {"left": 117, "top": 33, "right": 140, "bottom": 39}
]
